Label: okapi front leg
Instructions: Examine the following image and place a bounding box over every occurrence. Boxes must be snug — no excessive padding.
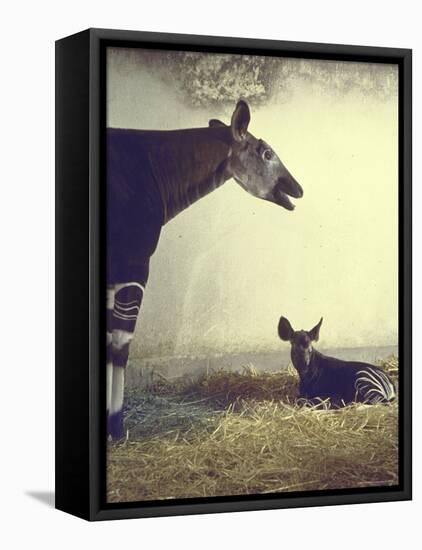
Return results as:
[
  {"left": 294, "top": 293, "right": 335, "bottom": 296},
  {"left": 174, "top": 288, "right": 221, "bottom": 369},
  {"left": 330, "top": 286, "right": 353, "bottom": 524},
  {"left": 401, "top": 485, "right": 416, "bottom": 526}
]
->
[
  {"left": 106, "top": 285, "right": 115, "bottom": 419},
  {"left": 108, "top": 282, "right": 145, "bottom": 439}
]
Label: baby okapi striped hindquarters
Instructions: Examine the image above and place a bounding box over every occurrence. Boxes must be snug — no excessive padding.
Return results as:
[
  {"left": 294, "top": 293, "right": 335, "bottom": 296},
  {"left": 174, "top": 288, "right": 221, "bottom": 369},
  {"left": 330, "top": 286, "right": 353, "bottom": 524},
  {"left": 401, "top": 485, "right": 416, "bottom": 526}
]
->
[
  {"left": 278, "top": 316, "right": 396, "bottom": 406},
  {"left": 106, "top": 100, "right": 304, "bottom": 439}
]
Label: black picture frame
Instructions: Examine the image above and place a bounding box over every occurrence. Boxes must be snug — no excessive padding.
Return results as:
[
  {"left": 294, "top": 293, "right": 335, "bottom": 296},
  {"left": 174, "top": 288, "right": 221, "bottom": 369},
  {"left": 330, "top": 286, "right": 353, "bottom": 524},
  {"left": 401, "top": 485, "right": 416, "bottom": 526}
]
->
[{"left": 55, "top": 28, "right": 412, "bottom": 521}]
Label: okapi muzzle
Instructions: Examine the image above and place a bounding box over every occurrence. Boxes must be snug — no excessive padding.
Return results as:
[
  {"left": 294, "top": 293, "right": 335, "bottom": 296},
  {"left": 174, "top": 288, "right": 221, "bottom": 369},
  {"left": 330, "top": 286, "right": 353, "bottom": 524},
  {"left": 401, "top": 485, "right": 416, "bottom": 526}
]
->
[
  {"left": 278, "top": 316, "right": 396, "bottom": 407},
  {"left": 272, "top": 174, "right": 303, "bottom": 211}
]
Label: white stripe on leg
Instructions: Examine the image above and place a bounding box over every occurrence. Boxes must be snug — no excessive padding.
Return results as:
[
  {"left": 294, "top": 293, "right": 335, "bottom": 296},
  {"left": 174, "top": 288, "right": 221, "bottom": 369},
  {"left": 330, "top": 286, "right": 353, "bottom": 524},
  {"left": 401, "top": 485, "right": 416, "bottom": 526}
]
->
[
  {"left": 106, "top": 331, "right": 113, "bottom": 346},
  {"left": 114, "top": 281, "right": 145, "bottom": 294},
  {"left": 106, "top": 327, "right": 113, "bottom": 413},
  {"left": 110, "top": 366, "right": 125, "bottom": 415},
  {"left": 106, "top": 286, "right": 115, "bottom": 309},
  {"left": 106, "top": 362, "right": 113, "bottom": 412},
  {"left": 112, "top": 329, "right": 134, "bottom": 350},
  {"left": 106, "top": 287, "right": 115, "bottom": 416}
]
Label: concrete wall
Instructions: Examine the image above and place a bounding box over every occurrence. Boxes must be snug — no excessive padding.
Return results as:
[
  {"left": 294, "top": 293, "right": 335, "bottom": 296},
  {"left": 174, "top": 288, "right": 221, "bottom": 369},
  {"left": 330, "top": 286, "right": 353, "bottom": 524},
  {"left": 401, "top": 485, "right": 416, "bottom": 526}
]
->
[{"left": 107, "top": 48, "right": 398, "bottom": 358}]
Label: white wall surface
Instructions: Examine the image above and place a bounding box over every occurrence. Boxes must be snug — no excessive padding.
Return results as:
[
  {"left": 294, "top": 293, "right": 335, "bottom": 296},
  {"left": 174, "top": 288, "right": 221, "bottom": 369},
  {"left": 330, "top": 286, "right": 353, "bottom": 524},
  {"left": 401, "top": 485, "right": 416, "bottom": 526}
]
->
[
  {"left": 107, "top": 51, "right": 398, "bottom": 357},
  {"left": 0, "top": 1, "right": 419, "bottom": 549}
]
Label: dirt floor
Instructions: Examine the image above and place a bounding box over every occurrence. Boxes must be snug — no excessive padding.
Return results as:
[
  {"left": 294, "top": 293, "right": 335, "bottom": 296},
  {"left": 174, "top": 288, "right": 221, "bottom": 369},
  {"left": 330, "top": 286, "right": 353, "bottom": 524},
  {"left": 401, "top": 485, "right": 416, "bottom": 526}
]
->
[{"left": 107, "top": 357, "right": 399, "bottom": 503}]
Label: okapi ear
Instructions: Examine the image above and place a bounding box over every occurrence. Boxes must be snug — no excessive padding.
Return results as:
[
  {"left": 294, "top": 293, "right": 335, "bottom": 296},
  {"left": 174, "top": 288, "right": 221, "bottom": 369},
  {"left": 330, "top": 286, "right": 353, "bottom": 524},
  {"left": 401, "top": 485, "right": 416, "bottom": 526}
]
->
[
  {"left": 308, "top": 317, "right": 323, "bottom": 342},
  {"left": 278, "top": 316, "right": 294, "bottom": 341},
  {"left": 209, "top": 119, "right": 227, "bottom": 128},
  {"left": 231, "top": 100, "right": 250, "bottom": 142}
]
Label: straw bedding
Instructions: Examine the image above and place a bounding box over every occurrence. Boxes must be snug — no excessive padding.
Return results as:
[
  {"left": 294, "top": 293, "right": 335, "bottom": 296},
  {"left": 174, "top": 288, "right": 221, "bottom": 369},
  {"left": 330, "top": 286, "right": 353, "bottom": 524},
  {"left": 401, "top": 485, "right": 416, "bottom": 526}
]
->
[{"left": 107, "top": 356, "right": 399, "bottom": 503}]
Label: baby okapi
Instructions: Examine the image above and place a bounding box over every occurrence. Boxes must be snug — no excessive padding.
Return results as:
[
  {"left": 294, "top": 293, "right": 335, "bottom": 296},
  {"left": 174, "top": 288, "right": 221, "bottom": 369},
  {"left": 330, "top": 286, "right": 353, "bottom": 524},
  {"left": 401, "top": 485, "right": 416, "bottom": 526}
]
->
[{"left": 278, "top": 316, "right": 396, "bottom": 406}]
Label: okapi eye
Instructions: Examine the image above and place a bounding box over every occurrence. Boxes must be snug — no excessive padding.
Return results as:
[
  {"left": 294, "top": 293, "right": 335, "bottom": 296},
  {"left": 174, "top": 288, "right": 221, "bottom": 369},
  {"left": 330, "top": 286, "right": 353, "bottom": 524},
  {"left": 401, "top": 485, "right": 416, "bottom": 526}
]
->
[{"left": 263, "top": 149, "right": 273, "bottom": 161}]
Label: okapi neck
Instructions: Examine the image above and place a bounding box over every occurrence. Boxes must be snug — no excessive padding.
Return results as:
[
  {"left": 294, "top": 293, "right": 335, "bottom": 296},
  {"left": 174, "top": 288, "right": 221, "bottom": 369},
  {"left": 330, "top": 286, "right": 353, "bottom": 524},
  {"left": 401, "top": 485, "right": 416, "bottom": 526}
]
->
[
  {"left": 148, "top": 127, "right": 233, "bottom": 223},
  {"left": 291, "top": 348, "right": 316, "bottom": 380}
]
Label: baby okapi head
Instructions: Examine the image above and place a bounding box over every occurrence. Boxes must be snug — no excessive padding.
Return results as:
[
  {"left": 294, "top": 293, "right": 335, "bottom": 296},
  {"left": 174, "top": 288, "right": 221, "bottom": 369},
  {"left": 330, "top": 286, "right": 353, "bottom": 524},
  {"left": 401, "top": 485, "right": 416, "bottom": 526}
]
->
[{"left": 278, "top": 316, "right": 323, "bottom": 370}]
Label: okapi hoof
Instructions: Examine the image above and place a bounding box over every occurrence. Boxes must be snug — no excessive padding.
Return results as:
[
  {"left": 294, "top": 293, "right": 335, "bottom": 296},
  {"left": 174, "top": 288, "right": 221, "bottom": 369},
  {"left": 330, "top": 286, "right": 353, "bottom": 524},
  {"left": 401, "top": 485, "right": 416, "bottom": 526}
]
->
[{"left": 107, "top": 410, "right": 124, "bottom": 440}]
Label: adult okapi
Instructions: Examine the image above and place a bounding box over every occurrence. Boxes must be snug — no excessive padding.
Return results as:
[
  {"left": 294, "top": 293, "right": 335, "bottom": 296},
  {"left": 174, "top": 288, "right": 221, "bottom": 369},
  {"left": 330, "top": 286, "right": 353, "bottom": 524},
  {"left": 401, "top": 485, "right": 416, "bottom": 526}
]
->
[{"left": 107, "top": 100, "right": 303, "bottom": 439}]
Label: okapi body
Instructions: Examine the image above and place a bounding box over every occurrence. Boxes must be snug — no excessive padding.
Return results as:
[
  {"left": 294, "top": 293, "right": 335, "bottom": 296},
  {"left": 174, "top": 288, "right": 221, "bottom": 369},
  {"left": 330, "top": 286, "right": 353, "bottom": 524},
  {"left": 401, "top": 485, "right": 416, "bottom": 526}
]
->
[
  {"left": 278, "top": 316, "right": 396, "bottom": 406},
  {"left": 106, "top": 100, "right": 303, "bottom": 438}
]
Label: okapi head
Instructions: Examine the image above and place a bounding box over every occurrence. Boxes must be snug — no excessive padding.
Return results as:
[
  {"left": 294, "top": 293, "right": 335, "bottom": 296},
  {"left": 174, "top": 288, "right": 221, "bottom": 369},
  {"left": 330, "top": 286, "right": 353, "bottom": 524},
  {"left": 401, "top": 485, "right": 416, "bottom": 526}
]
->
[
  {"left": 209, "top": 100, "right": 303, "bottom": 210},
  {"left": 278, "top": 316, "right": 323, "bottom": 369}
]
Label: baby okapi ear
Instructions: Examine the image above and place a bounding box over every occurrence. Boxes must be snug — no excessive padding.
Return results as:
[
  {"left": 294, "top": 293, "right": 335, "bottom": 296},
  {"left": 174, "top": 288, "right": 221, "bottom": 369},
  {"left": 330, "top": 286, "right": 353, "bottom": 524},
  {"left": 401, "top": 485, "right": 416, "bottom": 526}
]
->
[
  {"left": 231, "top": 100, "right": 250, "bottom": 142},
  {"left": 209, "top": 119, "right": 226, "bottom": 128},
  {"left": 308, "top": 317, "right": 323, "bottom": 342},
  {"left": 278, "top": 316, "right": 294, "bottom": 341}
]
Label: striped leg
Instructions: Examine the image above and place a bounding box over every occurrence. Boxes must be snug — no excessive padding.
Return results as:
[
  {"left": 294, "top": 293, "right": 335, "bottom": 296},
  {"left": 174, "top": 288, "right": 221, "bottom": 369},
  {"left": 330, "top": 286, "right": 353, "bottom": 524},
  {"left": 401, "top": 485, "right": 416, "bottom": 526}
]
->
[
  {"left": 355, "top": 367, "right": 396, "bottom": 404},
  {"left": 107, "top": 282, "right": 145, "bottom": 439},
  {"left": 106, "top": 286, "right": 115, "bottom": 417}
]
